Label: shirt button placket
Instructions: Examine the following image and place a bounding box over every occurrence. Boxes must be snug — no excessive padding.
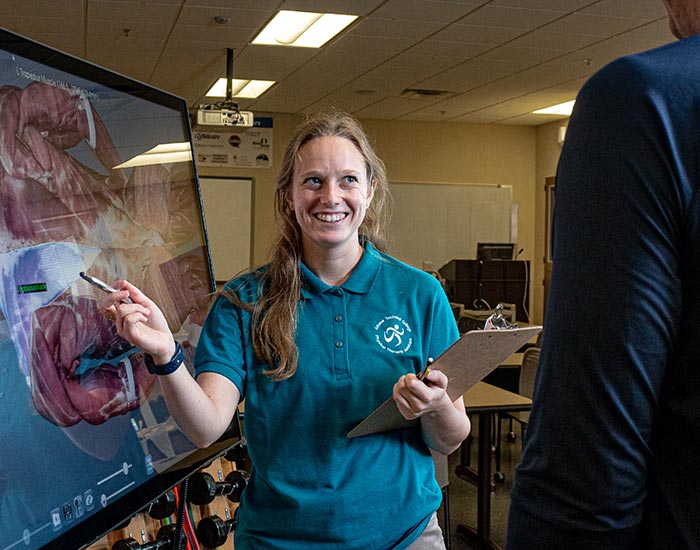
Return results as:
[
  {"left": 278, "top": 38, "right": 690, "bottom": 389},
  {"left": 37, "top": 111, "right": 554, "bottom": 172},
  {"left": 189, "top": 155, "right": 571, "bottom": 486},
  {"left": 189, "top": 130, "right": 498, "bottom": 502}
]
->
[{"left": 331, "top": 288, "right": 348, "bottom": 378}]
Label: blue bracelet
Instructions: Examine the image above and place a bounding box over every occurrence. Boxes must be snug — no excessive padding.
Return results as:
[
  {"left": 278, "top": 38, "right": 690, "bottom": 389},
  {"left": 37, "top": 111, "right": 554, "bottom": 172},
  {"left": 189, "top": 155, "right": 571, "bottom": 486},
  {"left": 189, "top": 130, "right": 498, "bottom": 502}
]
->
[{"left": 145, "top": 342, "right": 184, "bottom": 376}]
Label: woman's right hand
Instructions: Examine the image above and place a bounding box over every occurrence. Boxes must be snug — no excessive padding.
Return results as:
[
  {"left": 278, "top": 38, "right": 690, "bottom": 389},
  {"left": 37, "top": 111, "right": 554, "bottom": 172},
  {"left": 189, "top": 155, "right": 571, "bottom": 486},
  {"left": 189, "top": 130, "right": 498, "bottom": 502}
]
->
[
  {"left": 98, "top": 280, "right": 240, "bottom": 448},
  {"left": 98, "top": 279, "right": 176, "bottom": 364}
]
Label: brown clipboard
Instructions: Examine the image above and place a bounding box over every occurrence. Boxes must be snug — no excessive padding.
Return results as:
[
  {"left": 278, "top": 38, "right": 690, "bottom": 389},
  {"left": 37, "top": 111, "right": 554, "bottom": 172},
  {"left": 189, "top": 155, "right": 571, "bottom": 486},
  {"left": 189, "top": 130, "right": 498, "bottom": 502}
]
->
[{"left": 347, "top": 326, "right": 542, "bottom": 438}]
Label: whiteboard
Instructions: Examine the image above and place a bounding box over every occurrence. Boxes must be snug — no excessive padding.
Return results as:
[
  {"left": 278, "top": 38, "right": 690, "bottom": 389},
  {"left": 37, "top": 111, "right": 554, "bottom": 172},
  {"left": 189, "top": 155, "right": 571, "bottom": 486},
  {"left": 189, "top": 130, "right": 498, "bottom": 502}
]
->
[
  {"left": 387, "top": 182, "right": 512, "bottom": 271},
  {"left": 198, "top": 177, "right": 253, "bottom": 283}
]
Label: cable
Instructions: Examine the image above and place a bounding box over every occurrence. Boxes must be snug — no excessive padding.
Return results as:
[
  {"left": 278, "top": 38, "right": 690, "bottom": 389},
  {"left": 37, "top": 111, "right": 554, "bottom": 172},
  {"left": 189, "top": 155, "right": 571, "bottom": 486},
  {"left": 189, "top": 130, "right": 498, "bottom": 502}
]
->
[
  {"left": 184, "top": 504, "right": 200, "bottom": 550},
  {"left": 172, "top": 480, "right": 188, "bottom": 550}
]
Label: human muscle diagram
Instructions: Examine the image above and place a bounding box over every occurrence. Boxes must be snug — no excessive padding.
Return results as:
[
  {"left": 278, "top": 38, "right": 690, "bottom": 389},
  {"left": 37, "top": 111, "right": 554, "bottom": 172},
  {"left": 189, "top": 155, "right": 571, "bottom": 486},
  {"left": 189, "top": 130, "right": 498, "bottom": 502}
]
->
[{"left": 0, "top": 80, "right": 210, "bottom": 428}]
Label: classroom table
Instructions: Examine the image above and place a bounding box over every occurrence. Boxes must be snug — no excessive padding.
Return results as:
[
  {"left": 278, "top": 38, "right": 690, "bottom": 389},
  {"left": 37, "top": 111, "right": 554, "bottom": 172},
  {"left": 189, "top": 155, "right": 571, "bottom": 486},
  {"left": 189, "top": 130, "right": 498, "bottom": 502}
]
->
[{"left": 455, "top": 382, "right": 532, "bottom": 550}]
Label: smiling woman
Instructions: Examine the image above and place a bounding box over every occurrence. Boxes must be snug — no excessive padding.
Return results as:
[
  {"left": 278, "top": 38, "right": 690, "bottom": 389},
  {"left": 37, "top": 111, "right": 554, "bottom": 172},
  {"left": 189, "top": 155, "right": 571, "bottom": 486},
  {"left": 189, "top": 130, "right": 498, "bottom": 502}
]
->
[{"left": 102, "top": 111, "right": 470, "bottom": 550}]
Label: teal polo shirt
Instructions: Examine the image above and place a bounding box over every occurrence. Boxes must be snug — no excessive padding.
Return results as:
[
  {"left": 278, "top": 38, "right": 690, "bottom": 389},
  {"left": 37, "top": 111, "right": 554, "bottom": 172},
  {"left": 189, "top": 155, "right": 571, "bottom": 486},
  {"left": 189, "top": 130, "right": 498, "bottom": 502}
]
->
[{"left": 194, "top": 242, "right": 459, "bottom": 549}]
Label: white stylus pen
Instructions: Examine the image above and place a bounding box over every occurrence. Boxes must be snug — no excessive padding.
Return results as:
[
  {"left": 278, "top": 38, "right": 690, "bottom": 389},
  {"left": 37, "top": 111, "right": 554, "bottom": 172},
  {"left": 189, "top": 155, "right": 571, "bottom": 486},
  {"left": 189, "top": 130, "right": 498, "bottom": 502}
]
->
[{"left": 79, "top": 272, "right": 133, "bottom": 303}]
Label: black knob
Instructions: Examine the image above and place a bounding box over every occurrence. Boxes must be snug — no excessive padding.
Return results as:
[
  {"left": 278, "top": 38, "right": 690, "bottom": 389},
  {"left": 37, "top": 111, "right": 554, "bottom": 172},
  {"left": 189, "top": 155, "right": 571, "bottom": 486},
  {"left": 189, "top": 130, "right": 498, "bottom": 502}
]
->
[
  {"left": 187, "top": 472, "right": 219, "bottom": 505},
  {"left": 111, "top": 524, "right": 185, "bottom": 550},
  {"left": 155, "top": 525, "right": 186, "bottom": 547},
  {"left": 195, "top": 514, "right": 238, "bottom": 548},
  {"left": 112, "top": 539, "right": 141, "bottom": 550},
  {"left": 225, "top": 470, "right": 249, "bottom": 503},
  {"left": 223, "top": 441, "right": 248, "bottom": 464},
  {"left": 146, "top": 490, "right": 176, "bottom": 519},
  {"left": 187, "top": 470, "right": 249, "bottom": 505}
]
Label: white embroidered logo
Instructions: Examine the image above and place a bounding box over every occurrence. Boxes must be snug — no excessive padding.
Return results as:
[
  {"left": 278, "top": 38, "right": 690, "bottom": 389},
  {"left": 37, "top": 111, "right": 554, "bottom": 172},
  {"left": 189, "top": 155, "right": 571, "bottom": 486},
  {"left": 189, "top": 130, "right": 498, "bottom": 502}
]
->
[{"left": 374, "top": 315, "right": 413, "bottom": 354}]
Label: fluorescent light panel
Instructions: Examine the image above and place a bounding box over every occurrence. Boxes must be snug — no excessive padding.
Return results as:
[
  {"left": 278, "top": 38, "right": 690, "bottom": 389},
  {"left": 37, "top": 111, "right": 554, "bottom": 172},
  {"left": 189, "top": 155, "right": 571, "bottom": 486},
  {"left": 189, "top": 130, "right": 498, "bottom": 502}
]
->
[
  {"left": 253, "top": 10, "right": 358, "bottom": 48},
  {"left": 205, "top": 78, "right": 275, "bottom": 98},
  {"left": 533, "top": 100, "right": 575, "bottom": 115}
]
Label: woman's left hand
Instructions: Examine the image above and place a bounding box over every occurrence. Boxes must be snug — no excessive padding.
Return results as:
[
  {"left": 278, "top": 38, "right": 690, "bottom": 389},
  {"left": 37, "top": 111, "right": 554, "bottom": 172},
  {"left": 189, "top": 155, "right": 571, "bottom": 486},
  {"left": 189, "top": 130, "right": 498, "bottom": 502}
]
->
[{"left": 393, "top": 369, "right": 453, "bottom": 421}]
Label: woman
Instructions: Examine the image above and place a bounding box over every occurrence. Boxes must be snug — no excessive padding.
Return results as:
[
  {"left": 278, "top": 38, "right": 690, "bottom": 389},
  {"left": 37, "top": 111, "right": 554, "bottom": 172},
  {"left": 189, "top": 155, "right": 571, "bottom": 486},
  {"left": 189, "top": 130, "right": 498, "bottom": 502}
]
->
[{"left": 101, "top": 112, "right": 469, "bottom": 549}]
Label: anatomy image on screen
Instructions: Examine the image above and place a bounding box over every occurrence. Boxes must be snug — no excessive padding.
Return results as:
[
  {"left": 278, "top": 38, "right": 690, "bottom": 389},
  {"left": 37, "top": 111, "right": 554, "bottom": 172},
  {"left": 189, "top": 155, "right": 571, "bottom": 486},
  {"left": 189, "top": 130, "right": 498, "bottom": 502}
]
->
[
  {"left": 0, "top": 28, "right": 232, "bottom": 550},
  {"left": 0, "top": 79, "right": 208, "bottom": 428}
]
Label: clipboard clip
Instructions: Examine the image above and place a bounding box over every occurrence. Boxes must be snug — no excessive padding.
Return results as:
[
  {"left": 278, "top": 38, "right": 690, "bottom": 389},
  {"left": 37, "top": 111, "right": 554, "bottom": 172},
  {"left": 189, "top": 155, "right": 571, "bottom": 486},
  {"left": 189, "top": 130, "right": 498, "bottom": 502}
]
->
[{"left": 483, "top": 303, "right": 517, "bottom": 330}]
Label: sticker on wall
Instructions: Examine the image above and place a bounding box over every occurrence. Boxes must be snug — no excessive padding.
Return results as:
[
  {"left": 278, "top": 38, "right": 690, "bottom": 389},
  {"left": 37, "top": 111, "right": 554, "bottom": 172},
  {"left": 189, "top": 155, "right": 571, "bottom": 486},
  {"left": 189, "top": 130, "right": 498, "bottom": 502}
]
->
[{"left": 193, "top": 116, "right": 273, "bottom": 168}]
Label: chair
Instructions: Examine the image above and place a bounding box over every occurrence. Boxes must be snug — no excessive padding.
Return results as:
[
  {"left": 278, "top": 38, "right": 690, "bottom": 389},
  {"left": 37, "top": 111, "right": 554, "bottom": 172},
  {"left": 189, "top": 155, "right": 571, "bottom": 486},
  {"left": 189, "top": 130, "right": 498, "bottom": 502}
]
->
[
  {"left": 493, "top": 347, "right": 540, "bottom": 483},
  {"left": 506, "top": 347, "right": 540, "bottom": 441}
]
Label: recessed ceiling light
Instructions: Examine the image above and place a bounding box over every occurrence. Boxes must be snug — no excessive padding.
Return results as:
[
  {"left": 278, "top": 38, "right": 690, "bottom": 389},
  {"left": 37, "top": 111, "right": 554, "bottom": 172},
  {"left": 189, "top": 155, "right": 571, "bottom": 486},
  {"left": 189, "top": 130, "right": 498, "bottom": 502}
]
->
[
  {"left": 205, "top": 78, "right": 276, "bottom": 98},
  {"left": 532, "top": 100, "right": 575, "bottom": 116},
  {"left": 252, "top": 10, "right": 358, "bottom": 48}
]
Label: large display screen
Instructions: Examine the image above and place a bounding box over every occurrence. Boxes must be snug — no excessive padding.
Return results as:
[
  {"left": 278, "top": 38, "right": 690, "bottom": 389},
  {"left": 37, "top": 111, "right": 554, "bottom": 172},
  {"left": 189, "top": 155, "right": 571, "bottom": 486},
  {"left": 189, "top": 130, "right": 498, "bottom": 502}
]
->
[{"left": 0, "top": 27, "right": 238, "bottom": 550}]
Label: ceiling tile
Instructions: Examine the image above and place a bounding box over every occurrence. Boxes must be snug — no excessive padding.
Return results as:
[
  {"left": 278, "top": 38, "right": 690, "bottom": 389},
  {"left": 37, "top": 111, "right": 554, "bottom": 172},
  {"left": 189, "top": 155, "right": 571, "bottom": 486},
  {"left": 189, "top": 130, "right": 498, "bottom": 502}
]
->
[
  {"left": 460, "top": 5, "right": 569, "bottom": 30},
  {"left": 579, "top": 0, "right": 668, "bottom": 19},
  {"left": 354, "top": 96, "right": 447, "bottom": 120},
  {"left": 480, "top": 44, "right": 564, "bottom": 65},
  {"left": 10, "top": 31, "right": 84, "bottom": 57},
  {"left": 416, "top": 58, "right": 526, "bottom": 93},
  {"left": 304, "top": 89, "right": 384, "bottom": 116},
  {"left": 232, "top": 46, "right": 319, "bottom": 80},
  {"left": 349, "top": 16, "right": 445, "bottom": 40},
  {"left": 87, "top": 17, "right": 172, "bottom": 41},
  {"left": 371, "top": 0, "right": 485, "bottom": 23},
  {"left": 489, "top": 0, "right": 592, "bottom": 9},
  {"left": 86, "top": 36, "right": 163, "bottom": 82},
  {"left": 177, "top": 5, "right": 271, "bottom": 27},
  {"left": 543, "top": 13, "right": 650, "bottom": 36},
  {"left": 168, "top": 23, "right": 255, "bottom": 45},
  {"left": 186, "top": 0, "right": 279, "bottom": 8},
  {"left": 1, "top": 16, "right": 82, "bottom": 37},
  {"left": 431, "top": 24, "right": 525, "bottom": 44},
  {"left": 507, "top": 29, "right": 606, "bottom": 51},
  {"left": 88, "top": 0, "right": 180, "bottom": 22},
  {"left": 392, "top": 40, "right": 492, "bottom": 65},
  {"left": 0, "top": 0, "right": 83, "bottom": 17},
  {"left": 616, "top": 19, "right": 673, "bottom": 44},
  {"left": 278, "top": 0, "right": 383, "bottom": 16},
  {"left": 0, "top": 0, "right": 677, "bottom": 125}
]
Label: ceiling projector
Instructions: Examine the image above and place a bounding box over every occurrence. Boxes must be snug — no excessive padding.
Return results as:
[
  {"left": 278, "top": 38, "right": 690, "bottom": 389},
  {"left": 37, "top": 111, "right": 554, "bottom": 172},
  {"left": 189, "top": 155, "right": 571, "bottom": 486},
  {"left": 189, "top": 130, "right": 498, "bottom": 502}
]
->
[{"left": 195, "top": 107, "right": 254, "bottom": 127}]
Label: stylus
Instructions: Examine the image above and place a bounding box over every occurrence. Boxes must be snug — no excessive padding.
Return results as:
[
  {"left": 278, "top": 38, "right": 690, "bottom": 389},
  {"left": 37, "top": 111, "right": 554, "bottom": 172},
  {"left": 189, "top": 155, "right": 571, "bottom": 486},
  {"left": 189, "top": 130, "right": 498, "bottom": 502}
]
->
[
  {"left": 417, "top": 357, "right": 434, "bottom": 385},
  {"left": 79, "top": 272, "right": 133, "bottom": 303}
]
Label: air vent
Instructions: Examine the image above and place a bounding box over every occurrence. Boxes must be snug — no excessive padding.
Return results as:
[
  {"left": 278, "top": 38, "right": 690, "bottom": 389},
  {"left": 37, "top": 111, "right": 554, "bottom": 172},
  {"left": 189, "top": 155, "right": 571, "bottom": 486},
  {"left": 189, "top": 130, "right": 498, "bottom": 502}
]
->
[{"left": 400, "top": 88, "right": 453, "bottom": 99}]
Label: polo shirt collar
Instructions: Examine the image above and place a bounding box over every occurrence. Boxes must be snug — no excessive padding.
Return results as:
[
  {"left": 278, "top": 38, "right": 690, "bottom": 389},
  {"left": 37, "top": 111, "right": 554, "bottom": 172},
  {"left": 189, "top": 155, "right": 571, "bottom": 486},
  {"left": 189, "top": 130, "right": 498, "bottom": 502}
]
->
[{"left": 300, "top": 241, "right": 381, "bottom": 298}]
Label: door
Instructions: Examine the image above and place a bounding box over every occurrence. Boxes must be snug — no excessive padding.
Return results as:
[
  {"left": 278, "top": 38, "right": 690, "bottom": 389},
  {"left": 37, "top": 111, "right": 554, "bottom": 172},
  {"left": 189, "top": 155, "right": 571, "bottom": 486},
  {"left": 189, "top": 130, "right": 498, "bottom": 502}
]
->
[{"left": 543, "top": 177, "right": 555, "bottom": 317}]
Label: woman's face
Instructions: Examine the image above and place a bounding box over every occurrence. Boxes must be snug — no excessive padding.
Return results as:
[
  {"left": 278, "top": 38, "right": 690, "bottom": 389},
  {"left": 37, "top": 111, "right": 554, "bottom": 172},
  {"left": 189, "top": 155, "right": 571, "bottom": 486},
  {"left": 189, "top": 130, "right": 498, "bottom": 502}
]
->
[{"left": 288, "top": 135, "right": 374, "bottom": 259}]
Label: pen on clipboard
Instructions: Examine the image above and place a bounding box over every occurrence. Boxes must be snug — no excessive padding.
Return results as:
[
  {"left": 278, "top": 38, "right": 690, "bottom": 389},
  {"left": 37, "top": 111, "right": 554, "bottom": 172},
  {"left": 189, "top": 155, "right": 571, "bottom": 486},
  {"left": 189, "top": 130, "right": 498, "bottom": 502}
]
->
[
  {"left": 417, "top": 357, "right": 434, "bottom": 385},
  {"left": 79, "top": 272, "right": 133, "bottom": 304}
]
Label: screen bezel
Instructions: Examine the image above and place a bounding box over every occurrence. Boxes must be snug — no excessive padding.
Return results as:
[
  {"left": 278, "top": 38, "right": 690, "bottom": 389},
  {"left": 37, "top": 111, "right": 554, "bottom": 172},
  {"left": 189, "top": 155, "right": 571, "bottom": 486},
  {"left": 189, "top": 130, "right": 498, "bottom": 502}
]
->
[{"left": 0, "top": 26, "right": 240, "bottom": 550}]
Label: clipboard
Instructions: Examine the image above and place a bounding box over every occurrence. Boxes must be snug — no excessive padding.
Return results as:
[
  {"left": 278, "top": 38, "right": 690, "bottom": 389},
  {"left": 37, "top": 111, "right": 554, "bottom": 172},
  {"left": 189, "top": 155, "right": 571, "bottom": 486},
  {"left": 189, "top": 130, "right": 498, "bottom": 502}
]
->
[{"left": 347, "top": 326, "right": 541, "bottom": 438}]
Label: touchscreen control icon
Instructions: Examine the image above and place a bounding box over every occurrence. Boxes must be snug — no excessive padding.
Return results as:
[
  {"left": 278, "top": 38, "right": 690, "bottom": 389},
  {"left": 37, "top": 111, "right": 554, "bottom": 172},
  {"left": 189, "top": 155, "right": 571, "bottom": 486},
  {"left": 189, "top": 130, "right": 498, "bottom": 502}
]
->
[
  {"left": 62, "top": 501, "right": 74, "bottom": 524},
  {"left": 73, "top": 494, "right": 85, "bottom": 518},
  {"left": 51, "top": 508, "right": 62, "bottom": 531},
  {"left": 84, "top": 489, "right": 95, "bottom": 512}
]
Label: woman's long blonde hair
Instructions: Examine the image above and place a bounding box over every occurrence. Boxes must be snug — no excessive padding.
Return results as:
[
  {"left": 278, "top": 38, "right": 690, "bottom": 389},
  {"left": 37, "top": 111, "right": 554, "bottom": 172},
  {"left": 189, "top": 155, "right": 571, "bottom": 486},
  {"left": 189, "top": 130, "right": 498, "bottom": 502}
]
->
[{"left": 226, "top": 111, "right": 390, "bottom": 381}]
